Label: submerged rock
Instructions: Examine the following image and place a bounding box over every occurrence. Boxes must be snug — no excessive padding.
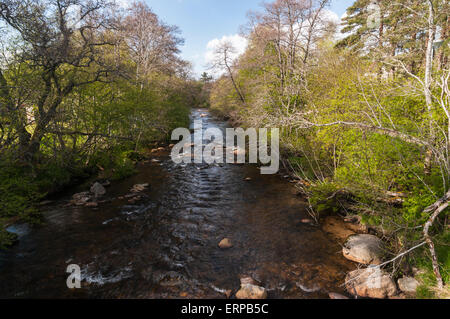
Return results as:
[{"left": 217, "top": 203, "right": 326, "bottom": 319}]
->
[
  {"left": 131, "top": 184, "right": 149, "bottom": 193},
  {"left": 397, "top": 277, "right": 419, "bottom": 294},
  {"left": 90, "top": 182, "right": 106, "bottom": 198},
  {"left": 218, "top": 238, "right": 233, "bottom": 249},
  {"left": 343, "top": 234, "right": 384, "bottom": 265},
  {"left": 345, "top": 267, "right": 397, "bottom": 299},
  {"left": 322, "top": 216, "right": 357, "bottom": 243}
]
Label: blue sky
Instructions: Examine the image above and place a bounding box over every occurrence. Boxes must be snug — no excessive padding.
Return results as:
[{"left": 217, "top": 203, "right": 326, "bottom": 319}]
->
[{"left": 142, "top": 0, "right": 355, "bottom": 76}]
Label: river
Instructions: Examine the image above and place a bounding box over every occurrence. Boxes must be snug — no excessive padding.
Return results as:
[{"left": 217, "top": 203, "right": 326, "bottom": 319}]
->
[{"left": 0, "top": 109, "right": 353, "bottom": 299}]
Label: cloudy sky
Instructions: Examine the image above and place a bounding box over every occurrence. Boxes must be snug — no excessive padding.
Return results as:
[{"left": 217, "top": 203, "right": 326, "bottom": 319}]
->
[{"left": 127, "top": 0, "right": 355, "bottom": 77}]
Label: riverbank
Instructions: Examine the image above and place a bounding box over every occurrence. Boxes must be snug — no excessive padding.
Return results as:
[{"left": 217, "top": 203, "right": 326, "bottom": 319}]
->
[{"left": 209, "top": 107, "right": 449, "bottom": 299}]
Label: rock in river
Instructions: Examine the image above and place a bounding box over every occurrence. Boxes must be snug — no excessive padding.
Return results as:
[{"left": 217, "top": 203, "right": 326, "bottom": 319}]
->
[
  {"left": 72, "top": 192, "right": 91, "bottom": 206},
  {"left": 345, "top": 267, "right": 397, "bottom": 299},
  {"left": 236, "top": 284, "right": 268, "bottom": 299},
  {"left": 343, "top": 234, "right": 384, "bottom": 265},
  {"left": 90, "top": 182, "right": 106, "bottom": 198},
  {"left": 218, "top": 238, "right": 233, "bottom": 249},
  {"left": 131, "top": 184, "right": 149, "bottom": 193}
]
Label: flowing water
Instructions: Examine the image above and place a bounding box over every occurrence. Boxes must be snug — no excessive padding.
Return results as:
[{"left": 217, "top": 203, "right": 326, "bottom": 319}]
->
[{"left": 0, "top": 109, "right": 353, "bottom": 299}]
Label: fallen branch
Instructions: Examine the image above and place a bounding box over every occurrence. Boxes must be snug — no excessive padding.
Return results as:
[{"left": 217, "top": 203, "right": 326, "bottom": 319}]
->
[{"left": 422, "top": 189, "right": 450, "bottom": 289}]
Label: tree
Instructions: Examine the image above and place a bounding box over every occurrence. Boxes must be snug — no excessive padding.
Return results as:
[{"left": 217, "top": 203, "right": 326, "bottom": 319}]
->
[
  {"left": 244, "top": 0, "right": 333, "bottom": 114},
  {"left": 200, "top": 72, "right": 213, "bottom": 84},
  {"left": 0, "top": 0, "right": 121, "bottom": 162},
  {"left": 123, "top": 1, "right": 184, "bottom": 86},
  {"left": 209, "top": 41, "right": 246, "bottom": 104}
]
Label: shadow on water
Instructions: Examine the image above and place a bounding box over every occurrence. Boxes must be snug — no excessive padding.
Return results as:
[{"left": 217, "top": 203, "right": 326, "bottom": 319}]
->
[{"left": 0, "top": 109, "right": 353, "bottom": 299}]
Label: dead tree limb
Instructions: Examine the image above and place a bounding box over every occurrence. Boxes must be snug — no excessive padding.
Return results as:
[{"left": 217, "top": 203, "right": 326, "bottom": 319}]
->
[{"left": 422, "top": 189, "right": 450, "bottom": 289}]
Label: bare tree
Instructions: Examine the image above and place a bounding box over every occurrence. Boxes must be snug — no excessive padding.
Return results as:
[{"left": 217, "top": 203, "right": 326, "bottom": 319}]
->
[
  {"left": 123, "top": 1, "right": 184, "bottom": 86},
  {"left": 209, "top": 41, "right": 246, "bottom": 104},
  {"left": 244, "top": 0, "right": 332, "bottom": 114}
]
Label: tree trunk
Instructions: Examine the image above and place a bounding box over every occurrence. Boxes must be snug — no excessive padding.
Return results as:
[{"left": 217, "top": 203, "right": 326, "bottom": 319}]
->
[
  {"left": 422, "top": 189, "right": 449, "bottom": 289},
  {"left": 0, "top": 69, "right": 32, "bottom": 157},
  {"left": 424, "top": 0, "right": 436, "bottom": 175}
]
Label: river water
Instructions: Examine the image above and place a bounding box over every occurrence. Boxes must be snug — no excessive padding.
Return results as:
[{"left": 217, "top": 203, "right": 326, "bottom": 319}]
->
[{"left": 0, "top": 109, "right": 353, "bottom": 299}]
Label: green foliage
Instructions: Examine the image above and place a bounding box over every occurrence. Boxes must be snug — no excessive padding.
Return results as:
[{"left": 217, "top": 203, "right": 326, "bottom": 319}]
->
[
  {"left": 0, "top": 161, "right": 43, "bottom": 220},
  {"left": 0, "top": 228, "right": 18, "bottom": 250},
  {"left": 110, "top": 152, "right": 138, "bottom": 181},
  {"left": 308, "top": 182, "right": 342, "bottom": 215}
]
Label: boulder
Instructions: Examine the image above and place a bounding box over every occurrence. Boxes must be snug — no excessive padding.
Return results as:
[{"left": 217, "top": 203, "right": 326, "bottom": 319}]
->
[
  {"left": 236, "top": 284, "right": 267, "bottom": 299},
  {"left": 90, "top": 182, "right": 106, "bottom": 198},
  {"left": 218, "top": 238, "right": 233, "bottom": 249},
  {"left": 72, "top": 192, "right": 91, "bottom": 205},
  {"left": 345, "top": 267, "right": 397, "bottom": 299},
  {"left": 343, "top": 234, "right": 384, "bottom": 265},
  {"left": 397, "top": 277, "right": 419, "bottom": 294}
]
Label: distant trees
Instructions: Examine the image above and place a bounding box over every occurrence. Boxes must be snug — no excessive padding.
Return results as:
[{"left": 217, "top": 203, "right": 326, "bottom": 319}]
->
[{"left": 243, "top": 0, "right": 333, "bottom": 114}]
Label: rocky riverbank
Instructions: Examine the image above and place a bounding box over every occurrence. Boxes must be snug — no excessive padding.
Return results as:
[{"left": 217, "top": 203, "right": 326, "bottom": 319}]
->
[{"left": 321, "top": 215, "right": 421, "bottom": 299}]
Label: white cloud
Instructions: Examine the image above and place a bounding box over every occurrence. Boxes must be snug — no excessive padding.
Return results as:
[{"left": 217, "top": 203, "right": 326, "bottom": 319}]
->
[
  {"left": 204, "top": 34, "right": 248, "bottom": 76},
  {"left": 322, "top": 9, "right": 340, "bottom": 26},
  {"left": 115, "top": 0, "right": 130, "bottom": 9}
]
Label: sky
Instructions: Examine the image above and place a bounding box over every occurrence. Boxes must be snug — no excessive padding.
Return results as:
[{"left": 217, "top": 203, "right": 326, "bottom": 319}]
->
[{"left": 134, "top": 0, "right": 356, "bottom": 77}]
